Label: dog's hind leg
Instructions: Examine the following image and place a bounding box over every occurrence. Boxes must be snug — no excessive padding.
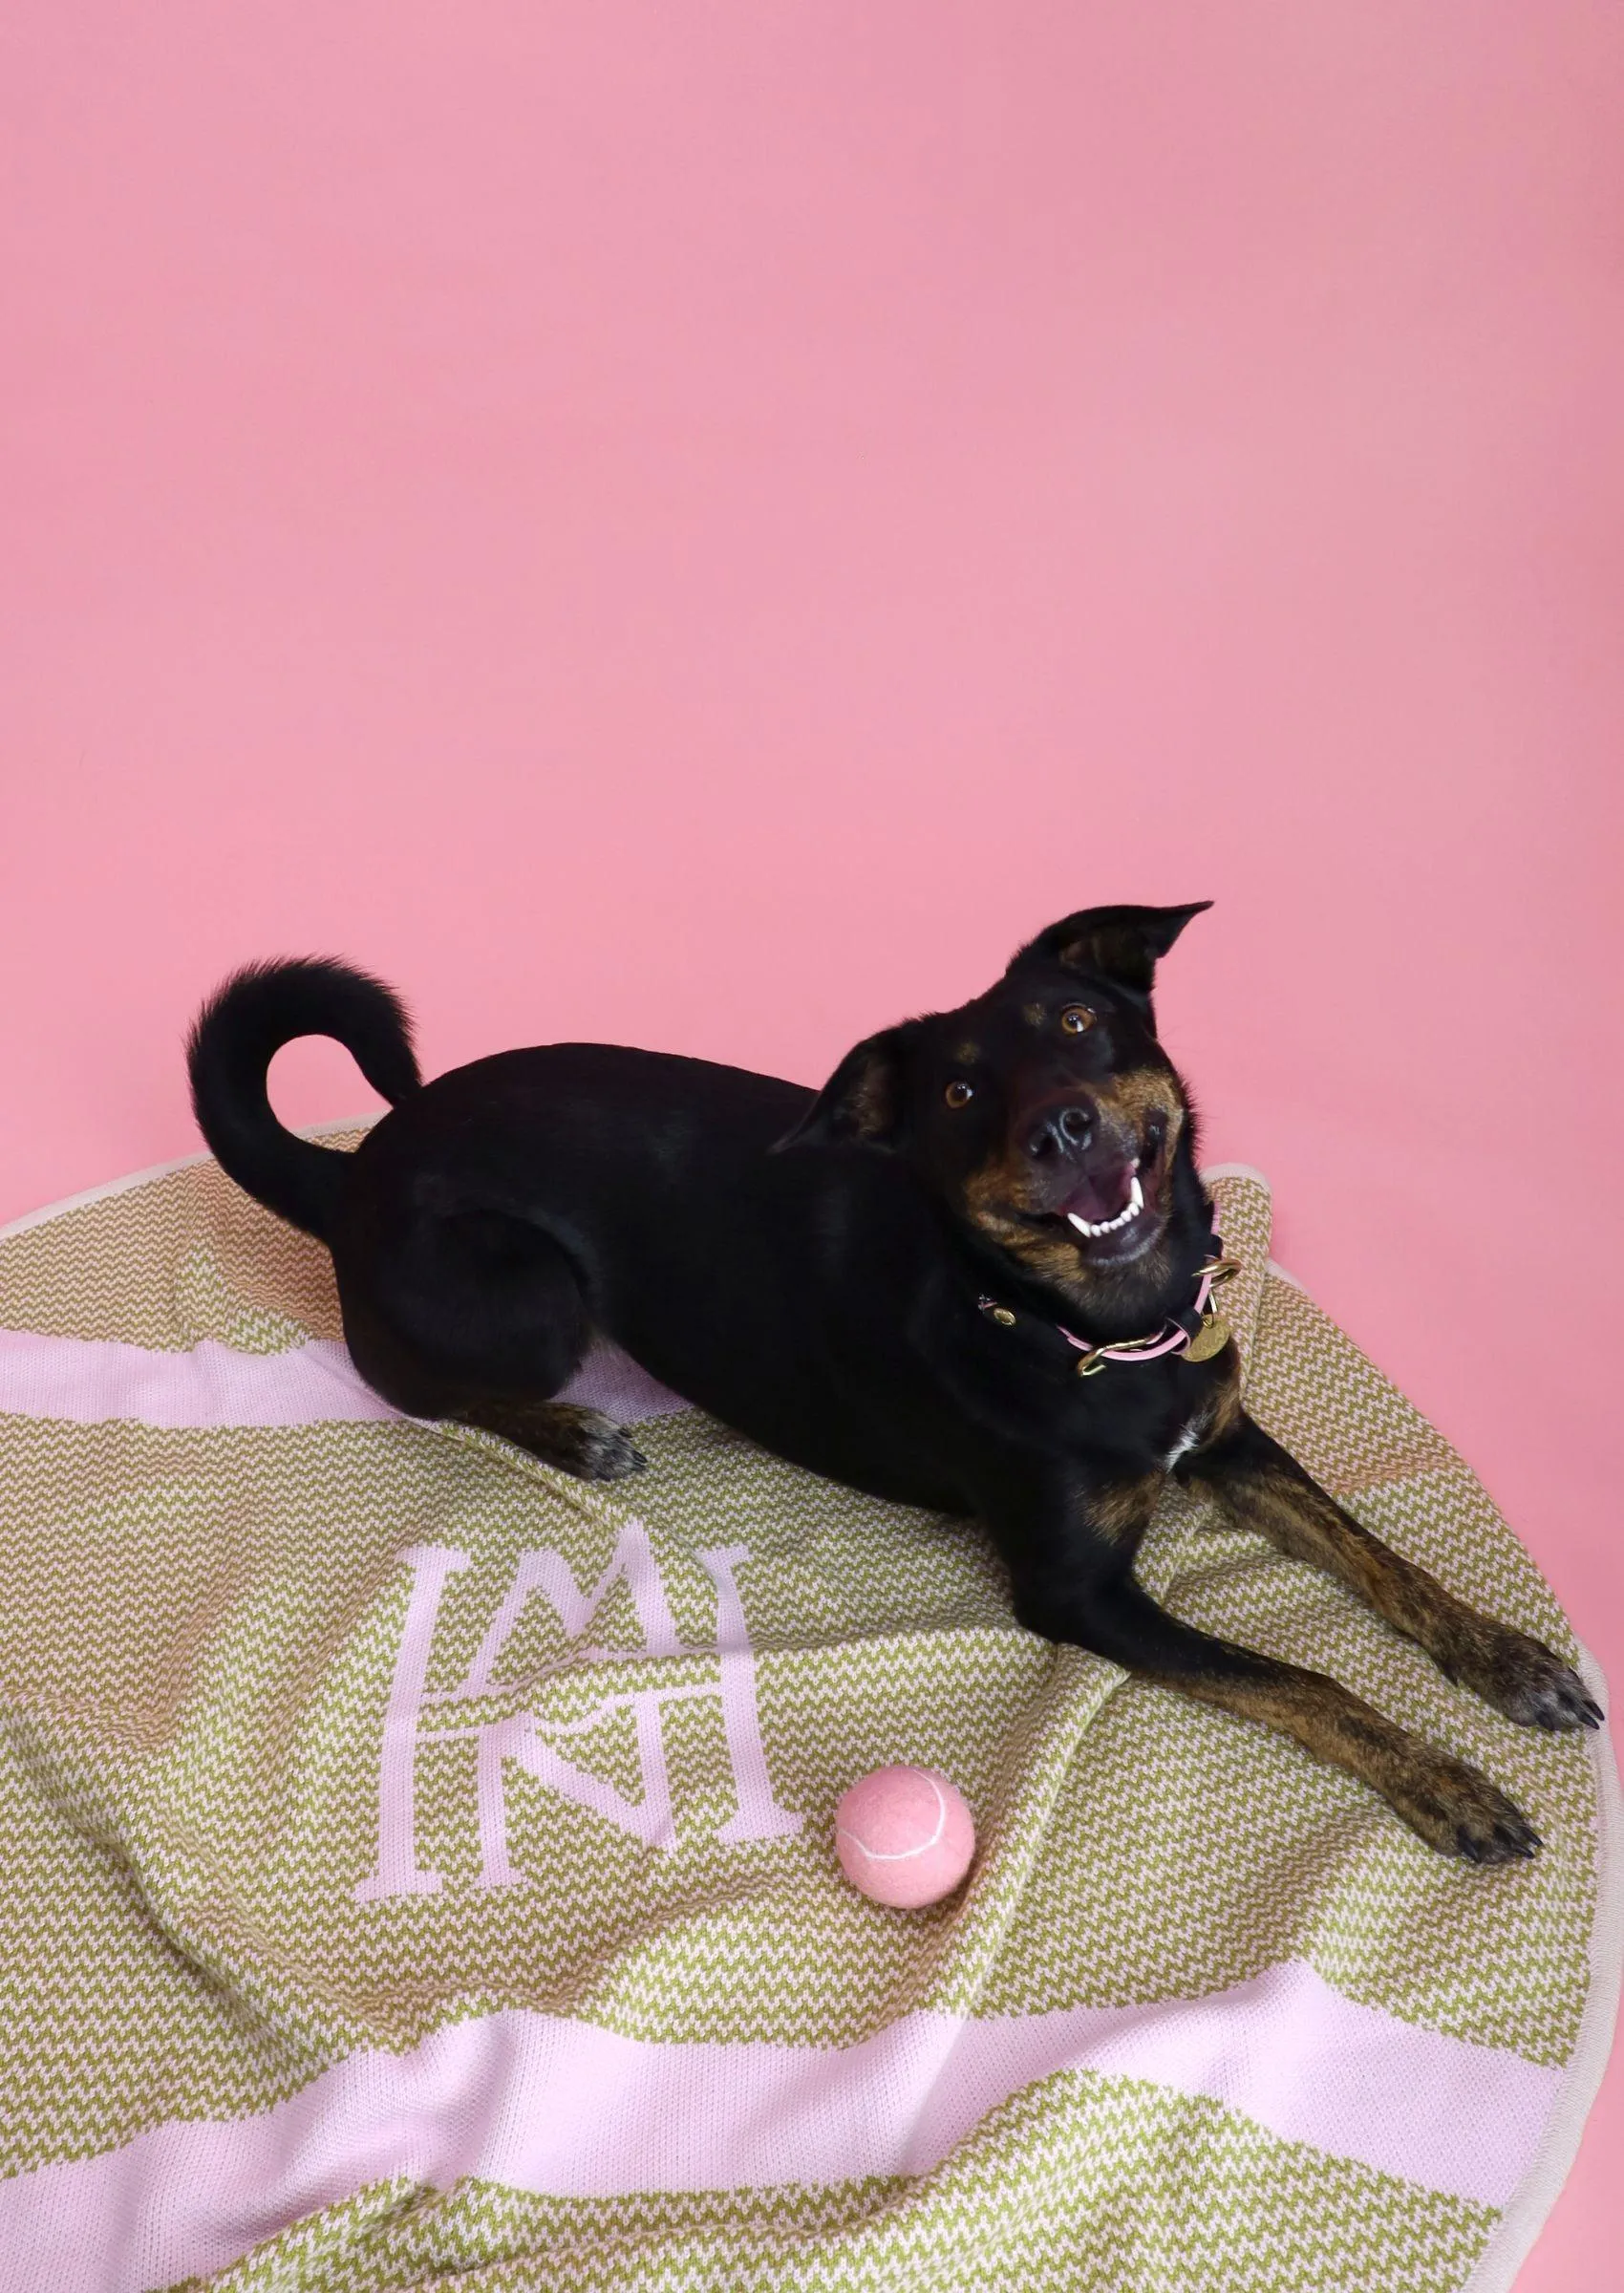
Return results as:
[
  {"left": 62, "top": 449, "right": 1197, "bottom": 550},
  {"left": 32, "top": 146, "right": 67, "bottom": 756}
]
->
[
  {"left": 1184, "top": 1416, "right": 1601, "bottom": 1733},
  {"left": 335, "top": 1205, "right": 645, "bottom": 1482}
]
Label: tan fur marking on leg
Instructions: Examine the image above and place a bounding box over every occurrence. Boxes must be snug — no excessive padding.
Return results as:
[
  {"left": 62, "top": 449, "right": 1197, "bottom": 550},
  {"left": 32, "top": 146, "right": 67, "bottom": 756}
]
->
[
  {"left": 1246, "top": 1463, "right": 1506, "bottom": 1675},
  {"left": 1195, "top": 1442, "right": 1597, "bottom": 1731},
  {"left": 1090, "top": 1471, "right": 1165, "bottom": 1547},
  {"left": 1169, "top": 1661, "right": 1536, "bottom": 1859},
  {"left": 1200, "top": 1351, "right": 1245, "bottom": 1447}
]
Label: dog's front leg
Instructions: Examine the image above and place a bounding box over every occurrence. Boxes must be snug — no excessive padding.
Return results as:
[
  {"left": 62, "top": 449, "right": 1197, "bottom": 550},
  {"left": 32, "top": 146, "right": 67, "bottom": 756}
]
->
[
  {"left": 1184, "top": 1416, "right": 1601, "bottom": 1735},
  {"left": 1004, "top": 1478, "right": 1540, "bottom": 1863}
]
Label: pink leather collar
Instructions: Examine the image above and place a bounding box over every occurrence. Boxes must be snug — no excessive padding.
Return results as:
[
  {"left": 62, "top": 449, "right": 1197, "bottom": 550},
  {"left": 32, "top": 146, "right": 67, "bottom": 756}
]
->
[
  {"left": 976, "top": 1231, "right": 1239, "bottom": 1379},
  {"left": 1057, "top": 1254, "right": 1234, "bottom": 1376}
]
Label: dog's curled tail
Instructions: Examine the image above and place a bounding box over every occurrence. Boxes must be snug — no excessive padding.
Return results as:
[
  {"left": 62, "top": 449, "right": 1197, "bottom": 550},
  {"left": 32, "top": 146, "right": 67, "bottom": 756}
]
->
[{"left": 186, "top": 958, "right": 420, "bottom": 1240}]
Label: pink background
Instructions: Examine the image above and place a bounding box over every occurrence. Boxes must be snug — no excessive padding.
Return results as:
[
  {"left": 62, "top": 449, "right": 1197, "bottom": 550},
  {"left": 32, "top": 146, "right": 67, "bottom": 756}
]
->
[{"left": 2, "top": 3, "right": 1619, "bottom": 2271}]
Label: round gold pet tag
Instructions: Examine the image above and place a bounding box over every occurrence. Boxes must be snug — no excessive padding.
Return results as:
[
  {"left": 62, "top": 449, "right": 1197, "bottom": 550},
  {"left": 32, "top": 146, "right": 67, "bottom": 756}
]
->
[{"left": 1185, "top": 1313, "right": 1231, "bottom": 1363}]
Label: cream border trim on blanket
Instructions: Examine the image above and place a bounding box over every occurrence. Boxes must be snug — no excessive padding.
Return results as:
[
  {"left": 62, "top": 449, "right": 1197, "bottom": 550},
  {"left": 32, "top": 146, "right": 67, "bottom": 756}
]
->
[
  {"left": 1464, "top": 1642, "right": 1622, "bottom": 2293},
  {"left": 0, "top": 1119, "right": 369, "bottom": 1245}
]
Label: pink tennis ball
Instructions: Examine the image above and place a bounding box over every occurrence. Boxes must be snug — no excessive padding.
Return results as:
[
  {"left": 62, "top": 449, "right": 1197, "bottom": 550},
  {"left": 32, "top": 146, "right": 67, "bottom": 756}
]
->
[{"left": 834, "top": 1766, "right": 976, "bottom": 1909}]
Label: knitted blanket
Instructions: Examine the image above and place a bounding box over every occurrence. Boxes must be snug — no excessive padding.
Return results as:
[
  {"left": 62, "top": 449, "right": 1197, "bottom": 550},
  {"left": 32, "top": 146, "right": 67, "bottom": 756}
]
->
[{"left": 0, "top": 1146, "right": 1615, "bottom": 2293}]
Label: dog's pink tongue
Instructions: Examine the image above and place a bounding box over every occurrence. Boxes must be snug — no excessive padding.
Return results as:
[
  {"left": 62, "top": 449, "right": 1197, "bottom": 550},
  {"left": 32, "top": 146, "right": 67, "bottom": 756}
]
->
[{"left": 1062, "top": 1167, "right": 1133, "bottom": 1224}]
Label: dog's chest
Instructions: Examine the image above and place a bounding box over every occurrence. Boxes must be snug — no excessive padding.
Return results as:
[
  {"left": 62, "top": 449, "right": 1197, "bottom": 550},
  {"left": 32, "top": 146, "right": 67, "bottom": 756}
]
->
[
  {"left": 964, "top": 1292, "right": 1222, "bottom": 1470},
  {"left": 1160, "top": 1418, "right": 1200, "bottom": 1469},
  {"left": 1056, "top": 1363, "right": 1207, "bottom": 1469}
]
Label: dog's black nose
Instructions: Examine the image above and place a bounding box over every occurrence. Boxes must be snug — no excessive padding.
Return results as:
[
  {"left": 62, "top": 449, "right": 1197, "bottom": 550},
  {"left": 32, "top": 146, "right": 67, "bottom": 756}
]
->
[{"left": 1026, "top": 1103, "right": 1094, "bottom": 1159}]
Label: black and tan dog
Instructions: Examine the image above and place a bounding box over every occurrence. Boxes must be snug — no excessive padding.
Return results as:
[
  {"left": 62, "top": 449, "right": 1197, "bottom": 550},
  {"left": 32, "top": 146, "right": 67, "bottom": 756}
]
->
[{"left": 188, "top": 905, "right": 1599, "bottom": 1862}]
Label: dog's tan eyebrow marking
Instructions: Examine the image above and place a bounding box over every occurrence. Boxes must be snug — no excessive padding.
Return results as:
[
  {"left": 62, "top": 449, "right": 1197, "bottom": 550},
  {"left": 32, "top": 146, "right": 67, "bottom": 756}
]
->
[
  {"left": 1022, "top": 1003, "right": 1045, "bottom": 1028},
  {"left": 1096, "top": 1067, "right": 1186, "bottom": 1136},
  {"left": 951, "top": 1040, "right": 982, "bottom": 1065}
]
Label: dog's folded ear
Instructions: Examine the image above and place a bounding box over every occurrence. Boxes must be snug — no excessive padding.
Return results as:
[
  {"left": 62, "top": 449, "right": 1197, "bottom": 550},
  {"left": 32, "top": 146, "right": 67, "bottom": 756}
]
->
[
  {"left": 771, "top": 1027, "right": 908, "bottom": 1153},
  {"left": 1008, "top": 901, "right": 1210, "bottom": 1008}
]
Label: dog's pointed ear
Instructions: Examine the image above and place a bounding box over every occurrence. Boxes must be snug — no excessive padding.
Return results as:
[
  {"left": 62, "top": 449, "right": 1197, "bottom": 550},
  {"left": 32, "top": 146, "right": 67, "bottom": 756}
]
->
[
  {"left": 1008, "top": 902, "right": 1211, "bottom": 1006},
  {"left": 772, "top": 1027, "right": 909, "bottom": 1152}
]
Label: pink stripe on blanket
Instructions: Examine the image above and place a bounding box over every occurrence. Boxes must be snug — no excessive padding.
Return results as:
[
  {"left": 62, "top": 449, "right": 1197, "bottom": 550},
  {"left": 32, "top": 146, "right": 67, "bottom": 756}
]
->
[
  {"left": 0, "top": 1328, "right": 691, "bottom": 1429},
  {"left": 0, "top": 1961, "right": 1558, "bottom": 2291}
]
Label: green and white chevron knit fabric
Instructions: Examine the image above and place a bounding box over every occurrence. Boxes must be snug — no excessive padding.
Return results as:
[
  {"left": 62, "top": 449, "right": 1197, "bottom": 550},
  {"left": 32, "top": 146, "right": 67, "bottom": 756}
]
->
[{"left": 0, "top": 1151, "right": 1612, "bottom": 2292}]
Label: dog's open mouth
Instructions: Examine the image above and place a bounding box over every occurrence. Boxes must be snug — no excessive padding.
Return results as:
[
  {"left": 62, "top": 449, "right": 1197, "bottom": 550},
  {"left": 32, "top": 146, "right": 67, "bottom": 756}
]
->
[
  {"left": 1048, "top": 1159, "right": 1162, "bottom": 1263},
  {"left": 1063, "top": 1167, "right": 1144, "bottom": 1240},
  {"left": 997, "top": 1145, "right": 1170, "bottom": 1269}
]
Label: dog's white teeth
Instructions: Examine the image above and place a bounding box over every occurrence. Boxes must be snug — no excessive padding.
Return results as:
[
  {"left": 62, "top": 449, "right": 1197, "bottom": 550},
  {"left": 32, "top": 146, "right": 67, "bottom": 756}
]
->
[{"left": 1067, "top": 1186, "right": 1146, "bottom": 1242}]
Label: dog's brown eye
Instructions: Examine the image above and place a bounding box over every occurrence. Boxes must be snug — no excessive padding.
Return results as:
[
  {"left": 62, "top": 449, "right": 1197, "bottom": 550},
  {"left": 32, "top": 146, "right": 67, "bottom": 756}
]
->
[
  {"left": 944, "top": 1080, "right": 975, "bottom": 1108},
  {"left": 1060, "top": 1005, "right": 1095, "bottom": 1036}
]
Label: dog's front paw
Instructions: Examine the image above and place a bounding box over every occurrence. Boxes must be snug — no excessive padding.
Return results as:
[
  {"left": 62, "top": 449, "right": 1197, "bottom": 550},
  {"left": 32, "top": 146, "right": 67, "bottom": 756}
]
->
[
  {"left": 1452, "top": 1627, "right": 1603, "bottom": 1734},
  {"left": 1387, "top": 1747, "right": 1541, "bottom": 1864}
]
